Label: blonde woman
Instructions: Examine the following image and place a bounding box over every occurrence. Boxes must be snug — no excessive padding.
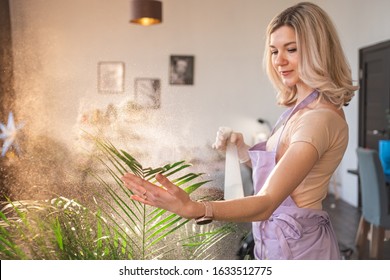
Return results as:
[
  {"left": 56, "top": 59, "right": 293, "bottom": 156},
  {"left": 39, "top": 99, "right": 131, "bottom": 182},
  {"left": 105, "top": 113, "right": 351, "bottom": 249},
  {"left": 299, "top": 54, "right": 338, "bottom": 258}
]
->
[{"left": 121, "top": 2, "right": 358, "bottom": 260}]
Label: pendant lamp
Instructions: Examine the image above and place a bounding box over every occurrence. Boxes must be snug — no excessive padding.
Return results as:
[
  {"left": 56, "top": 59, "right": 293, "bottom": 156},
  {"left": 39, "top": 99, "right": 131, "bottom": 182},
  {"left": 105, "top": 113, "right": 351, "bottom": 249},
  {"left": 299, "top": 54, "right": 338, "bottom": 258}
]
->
[{"left": 130, "top": 0, "right": 162, "bottom": 26}]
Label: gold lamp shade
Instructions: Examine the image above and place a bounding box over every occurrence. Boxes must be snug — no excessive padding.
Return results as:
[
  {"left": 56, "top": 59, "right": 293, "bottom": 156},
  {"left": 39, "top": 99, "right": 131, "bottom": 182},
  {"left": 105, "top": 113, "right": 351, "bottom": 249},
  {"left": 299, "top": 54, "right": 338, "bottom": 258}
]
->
[{"left": 130, "top": 0, "right": 162, "bottom": 26}]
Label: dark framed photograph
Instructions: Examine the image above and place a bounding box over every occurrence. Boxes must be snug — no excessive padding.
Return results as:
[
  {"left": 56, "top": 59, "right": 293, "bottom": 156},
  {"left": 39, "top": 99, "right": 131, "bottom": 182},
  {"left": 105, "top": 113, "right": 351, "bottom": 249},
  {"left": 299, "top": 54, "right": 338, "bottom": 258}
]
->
[
  {"left": 169, "top": 55, "right": 194, "bottom": 85},
  {"left": 98, "top": 61, "right": 125, "bottom": 93},
  {"left": 134, "top": 78, "right": 161, "bottom": 109}
]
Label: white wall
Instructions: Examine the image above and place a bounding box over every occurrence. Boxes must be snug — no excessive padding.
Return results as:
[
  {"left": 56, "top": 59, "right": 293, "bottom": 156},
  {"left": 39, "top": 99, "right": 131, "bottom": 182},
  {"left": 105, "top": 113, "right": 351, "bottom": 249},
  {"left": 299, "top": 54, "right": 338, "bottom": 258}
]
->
[{"left": 8, "top": 0, "right": 390, "bottom": 206}]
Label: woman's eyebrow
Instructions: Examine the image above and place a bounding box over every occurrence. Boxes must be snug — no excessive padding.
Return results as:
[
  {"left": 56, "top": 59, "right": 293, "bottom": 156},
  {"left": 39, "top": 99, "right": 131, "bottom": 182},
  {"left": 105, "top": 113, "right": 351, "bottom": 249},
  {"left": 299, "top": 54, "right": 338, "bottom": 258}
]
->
[{"left": 269, "top": 41, "right": 297, "bottom": 48}]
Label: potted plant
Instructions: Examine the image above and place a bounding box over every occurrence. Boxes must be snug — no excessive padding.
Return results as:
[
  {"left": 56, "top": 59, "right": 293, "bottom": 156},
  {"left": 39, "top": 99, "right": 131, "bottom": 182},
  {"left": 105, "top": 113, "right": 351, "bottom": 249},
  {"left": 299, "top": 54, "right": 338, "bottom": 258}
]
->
[{"left": 0, "top": 137, "right": 238, "bottom": 260}]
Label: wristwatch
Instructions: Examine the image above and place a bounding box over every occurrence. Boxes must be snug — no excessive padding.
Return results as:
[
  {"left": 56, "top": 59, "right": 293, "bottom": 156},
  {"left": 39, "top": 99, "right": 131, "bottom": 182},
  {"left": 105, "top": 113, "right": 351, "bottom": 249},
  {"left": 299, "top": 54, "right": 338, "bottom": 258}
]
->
[{"left": 195, "top": 201, "right": 213, "bottom": 225}]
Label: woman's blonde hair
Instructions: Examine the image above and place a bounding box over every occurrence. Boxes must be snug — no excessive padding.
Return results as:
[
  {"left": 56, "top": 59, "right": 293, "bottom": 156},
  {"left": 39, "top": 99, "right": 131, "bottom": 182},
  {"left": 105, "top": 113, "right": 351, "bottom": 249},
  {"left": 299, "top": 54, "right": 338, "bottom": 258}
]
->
[{"left": 264, "top": 2, "right": 358, "bottom": 107}]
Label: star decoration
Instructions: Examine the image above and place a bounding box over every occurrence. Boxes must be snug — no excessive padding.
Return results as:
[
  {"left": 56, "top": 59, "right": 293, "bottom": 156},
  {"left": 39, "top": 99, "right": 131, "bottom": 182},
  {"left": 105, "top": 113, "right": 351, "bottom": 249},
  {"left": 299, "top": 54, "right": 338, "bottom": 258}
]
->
[{"left": 0, "top": 112, "right": 25, "bottom": 157}]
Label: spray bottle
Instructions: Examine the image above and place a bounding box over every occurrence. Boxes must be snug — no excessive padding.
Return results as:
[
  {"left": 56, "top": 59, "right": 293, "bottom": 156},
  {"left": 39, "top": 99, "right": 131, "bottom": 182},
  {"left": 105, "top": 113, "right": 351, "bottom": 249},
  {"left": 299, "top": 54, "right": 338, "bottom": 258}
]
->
[{"left": 219, "top": 127, "right": 245, "bottom": 200}]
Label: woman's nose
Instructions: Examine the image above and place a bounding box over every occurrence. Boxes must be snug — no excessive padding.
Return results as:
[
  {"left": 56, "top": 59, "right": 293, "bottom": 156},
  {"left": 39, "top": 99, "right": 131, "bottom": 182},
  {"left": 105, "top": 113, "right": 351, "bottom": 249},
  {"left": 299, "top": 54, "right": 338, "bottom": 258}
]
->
[{"left": 274, "top": 53, "right": 287, "bottom": 66}]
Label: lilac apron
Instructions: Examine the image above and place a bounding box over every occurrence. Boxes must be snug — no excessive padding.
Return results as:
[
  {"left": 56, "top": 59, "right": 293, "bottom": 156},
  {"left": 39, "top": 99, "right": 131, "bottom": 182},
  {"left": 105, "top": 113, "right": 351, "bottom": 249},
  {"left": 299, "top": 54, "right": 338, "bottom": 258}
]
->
[{"left": 249, "top": 91, "right": 341, "bottom": 260}]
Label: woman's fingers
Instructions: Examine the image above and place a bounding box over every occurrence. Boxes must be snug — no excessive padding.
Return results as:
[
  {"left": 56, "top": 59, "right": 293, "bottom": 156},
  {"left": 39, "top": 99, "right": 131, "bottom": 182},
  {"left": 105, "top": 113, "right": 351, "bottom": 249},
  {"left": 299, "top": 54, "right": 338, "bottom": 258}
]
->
[
  {"left": 121, "top": 172, "right": 194, "bottom": 218},
  {"left": 131, "top": 193, "right": 154, "bottom": 206},
  {"left": 122, "top": 173, "right": 147, "bottom": 196},
  {"left": 121, "top": 173, "right": 176, "bottom": 203},
  {"left": 155, "top": 173, "right": 179, "bottom": 194},
  {"left": 121, "top": 173, "right": 158, "bottom": 207},
  {"left": 230, "top": 132, "right": 243, "bottom": 144},
  {"left": 121, "top": 173, "right": 160, "bottom": 203}
]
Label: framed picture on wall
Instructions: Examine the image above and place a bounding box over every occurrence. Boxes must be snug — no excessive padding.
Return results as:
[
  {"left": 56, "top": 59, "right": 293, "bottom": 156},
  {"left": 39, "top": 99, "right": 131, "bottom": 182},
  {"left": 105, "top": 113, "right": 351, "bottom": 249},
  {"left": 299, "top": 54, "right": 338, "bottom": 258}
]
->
[
  {"left": 134, "top": 78, "right": 161, "bottom": 109},
  {"left": 169, "top": 55, "right": 194, "bottom": 85},
  {"left": 98, "top": 61, "right": 125, "bottom": 93}
]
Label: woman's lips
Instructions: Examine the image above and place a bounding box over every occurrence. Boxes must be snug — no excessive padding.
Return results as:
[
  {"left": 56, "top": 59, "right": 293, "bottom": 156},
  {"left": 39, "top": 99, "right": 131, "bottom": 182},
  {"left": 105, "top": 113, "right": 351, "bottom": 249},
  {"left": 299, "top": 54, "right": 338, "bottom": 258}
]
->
[{"left": 280, "top": 70, "right": 293, "bottom": 76}]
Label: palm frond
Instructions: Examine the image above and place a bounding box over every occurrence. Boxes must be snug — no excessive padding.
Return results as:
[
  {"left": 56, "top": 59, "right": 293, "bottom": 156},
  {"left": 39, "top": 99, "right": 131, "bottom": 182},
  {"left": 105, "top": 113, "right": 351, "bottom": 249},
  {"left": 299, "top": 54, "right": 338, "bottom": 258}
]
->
[
  {"left": 0, "top": 134, "right": 239, "bottom": 260},
  {"left": 90, "top": 136, "right": 234, "bottom": 260}
]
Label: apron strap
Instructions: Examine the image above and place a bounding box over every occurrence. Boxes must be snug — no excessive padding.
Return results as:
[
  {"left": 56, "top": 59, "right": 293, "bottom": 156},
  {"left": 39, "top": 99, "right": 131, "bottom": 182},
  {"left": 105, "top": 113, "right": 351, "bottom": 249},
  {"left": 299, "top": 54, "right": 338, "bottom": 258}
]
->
[{"left": 273, "top": 90, "right": 319, "bottom": 152}]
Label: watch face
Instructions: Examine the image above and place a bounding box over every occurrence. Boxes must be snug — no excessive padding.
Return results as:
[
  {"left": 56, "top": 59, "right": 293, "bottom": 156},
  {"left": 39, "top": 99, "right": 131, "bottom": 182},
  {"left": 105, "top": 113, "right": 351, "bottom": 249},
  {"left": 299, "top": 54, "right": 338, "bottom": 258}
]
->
[{"left": 195, "top": 217, "right": 213, "bottom": 225}]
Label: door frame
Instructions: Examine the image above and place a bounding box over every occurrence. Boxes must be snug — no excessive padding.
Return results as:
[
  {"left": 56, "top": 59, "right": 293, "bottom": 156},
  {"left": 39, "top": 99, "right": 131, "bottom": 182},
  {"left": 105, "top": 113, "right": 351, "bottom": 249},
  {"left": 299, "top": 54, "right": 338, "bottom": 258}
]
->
[{"left": 358, "top": 40, "right": 390, "bottom": 149}]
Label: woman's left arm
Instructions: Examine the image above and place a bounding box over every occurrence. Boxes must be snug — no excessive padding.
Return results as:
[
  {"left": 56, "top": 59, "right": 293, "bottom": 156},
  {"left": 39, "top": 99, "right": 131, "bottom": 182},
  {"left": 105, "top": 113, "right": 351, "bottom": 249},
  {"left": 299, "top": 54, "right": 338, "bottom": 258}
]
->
[{"left": 121, "top": 141, "right": 319, "bottom": 222}]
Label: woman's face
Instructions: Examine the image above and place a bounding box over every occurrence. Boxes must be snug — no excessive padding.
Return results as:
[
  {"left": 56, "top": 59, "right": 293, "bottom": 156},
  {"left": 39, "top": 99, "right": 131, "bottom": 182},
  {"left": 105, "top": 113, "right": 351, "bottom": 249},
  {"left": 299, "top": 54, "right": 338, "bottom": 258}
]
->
[{"left": 270, "top": 25, "right": 300, "bottom": 88}]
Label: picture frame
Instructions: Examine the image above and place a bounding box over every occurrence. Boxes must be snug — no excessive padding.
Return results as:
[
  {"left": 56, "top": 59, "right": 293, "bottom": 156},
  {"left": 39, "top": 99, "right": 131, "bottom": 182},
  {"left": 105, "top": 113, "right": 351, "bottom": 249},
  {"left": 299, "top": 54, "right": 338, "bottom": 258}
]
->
[
  {"left": 98, "top": 61, "right": 125, "bottom": 93},
  {"left": 169, "top": 55, "right": 194, "bottom": 85},
  {"left": 134, "top": 78, "right": 161, "bottom": 109}
]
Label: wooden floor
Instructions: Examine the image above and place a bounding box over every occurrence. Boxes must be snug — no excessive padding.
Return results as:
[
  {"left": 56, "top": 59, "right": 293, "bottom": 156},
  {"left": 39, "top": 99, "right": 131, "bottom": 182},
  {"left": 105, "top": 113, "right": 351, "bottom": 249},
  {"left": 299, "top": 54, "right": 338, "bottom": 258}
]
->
[{"left": 324, "top": 194, "right": 390, "bottom": 260}]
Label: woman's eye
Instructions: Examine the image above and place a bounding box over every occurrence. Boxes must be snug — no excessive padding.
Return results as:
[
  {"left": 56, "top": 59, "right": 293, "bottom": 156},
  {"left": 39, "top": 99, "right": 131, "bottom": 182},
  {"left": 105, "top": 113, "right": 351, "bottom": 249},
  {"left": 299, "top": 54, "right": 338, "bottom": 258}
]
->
[
  {"left": 288, "top": 48, "right": 297, "bottom": 53},
  {"left": 271, "top": 50, "right": 278, "bottom": 55}
]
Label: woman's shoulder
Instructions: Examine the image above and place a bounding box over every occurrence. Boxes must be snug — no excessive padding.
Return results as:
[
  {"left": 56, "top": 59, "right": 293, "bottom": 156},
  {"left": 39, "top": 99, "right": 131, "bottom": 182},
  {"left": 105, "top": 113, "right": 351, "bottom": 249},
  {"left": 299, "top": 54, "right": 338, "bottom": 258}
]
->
[
  {"left": 298, "top": 103, "right": 346, "bottom": 125},
  {"left": 287, "top": 105, "right": 348, "bottom": 154},
  {"left": 306, "top": 107, "right": 345, "bottom": 120},
  {"left": 288, "top": 106, "right": 348, "bottom": 135}
]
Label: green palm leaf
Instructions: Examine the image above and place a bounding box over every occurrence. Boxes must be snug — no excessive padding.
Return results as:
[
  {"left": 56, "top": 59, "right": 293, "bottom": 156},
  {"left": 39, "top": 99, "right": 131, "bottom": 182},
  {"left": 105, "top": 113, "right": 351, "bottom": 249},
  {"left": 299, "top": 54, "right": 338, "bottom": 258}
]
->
[
  {"left": 0, "top": 135, "right": 240, "bottom": 260},
  {"left": 90, "top": 136, "right": 236, "bottom": 259}
]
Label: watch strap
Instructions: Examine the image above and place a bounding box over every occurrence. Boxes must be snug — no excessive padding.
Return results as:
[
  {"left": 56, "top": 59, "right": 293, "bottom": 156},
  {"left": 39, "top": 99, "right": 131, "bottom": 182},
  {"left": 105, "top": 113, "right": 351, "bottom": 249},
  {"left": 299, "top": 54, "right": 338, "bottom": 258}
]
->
[{"left": 195, "top": 201, "right": 213, "bottom": 225}]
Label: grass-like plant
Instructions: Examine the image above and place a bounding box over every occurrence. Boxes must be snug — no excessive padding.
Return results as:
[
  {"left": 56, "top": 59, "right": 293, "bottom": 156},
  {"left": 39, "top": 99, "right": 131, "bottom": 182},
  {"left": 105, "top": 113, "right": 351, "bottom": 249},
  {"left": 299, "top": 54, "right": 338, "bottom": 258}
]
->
[{"left": 0, "top": 137, "right": 238, "bottom": 260}]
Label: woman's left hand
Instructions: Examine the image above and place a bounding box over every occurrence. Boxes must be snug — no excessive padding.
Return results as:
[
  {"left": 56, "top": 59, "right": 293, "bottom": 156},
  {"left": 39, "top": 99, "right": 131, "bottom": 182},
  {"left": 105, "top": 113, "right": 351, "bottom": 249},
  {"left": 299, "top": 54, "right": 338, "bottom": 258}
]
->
[{"left": 121, "top": 173, "right": 200, "bottom": 219}]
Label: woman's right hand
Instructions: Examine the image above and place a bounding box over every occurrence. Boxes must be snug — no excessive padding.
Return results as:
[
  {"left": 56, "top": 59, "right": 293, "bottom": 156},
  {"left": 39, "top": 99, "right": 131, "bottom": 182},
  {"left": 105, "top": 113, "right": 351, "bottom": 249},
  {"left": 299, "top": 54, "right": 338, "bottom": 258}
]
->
[
  {"left": 121, "top": 173, "right": 204, "bottom": 220},
  {"left": 212, "top": 127, "right": 251, "bottom": 163}
]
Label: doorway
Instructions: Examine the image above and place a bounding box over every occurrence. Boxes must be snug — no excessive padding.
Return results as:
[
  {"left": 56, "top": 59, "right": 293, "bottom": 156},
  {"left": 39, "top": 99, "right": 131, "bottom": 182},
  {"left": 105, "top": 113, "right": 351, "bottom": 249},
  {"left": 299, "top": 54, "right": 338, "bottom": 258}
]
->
[
  {"left": 359, "top": 40, "right": 390, "bottom": 150},
  {"left": 357, "top": 40, "right": 390, "bottom": 207}
]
